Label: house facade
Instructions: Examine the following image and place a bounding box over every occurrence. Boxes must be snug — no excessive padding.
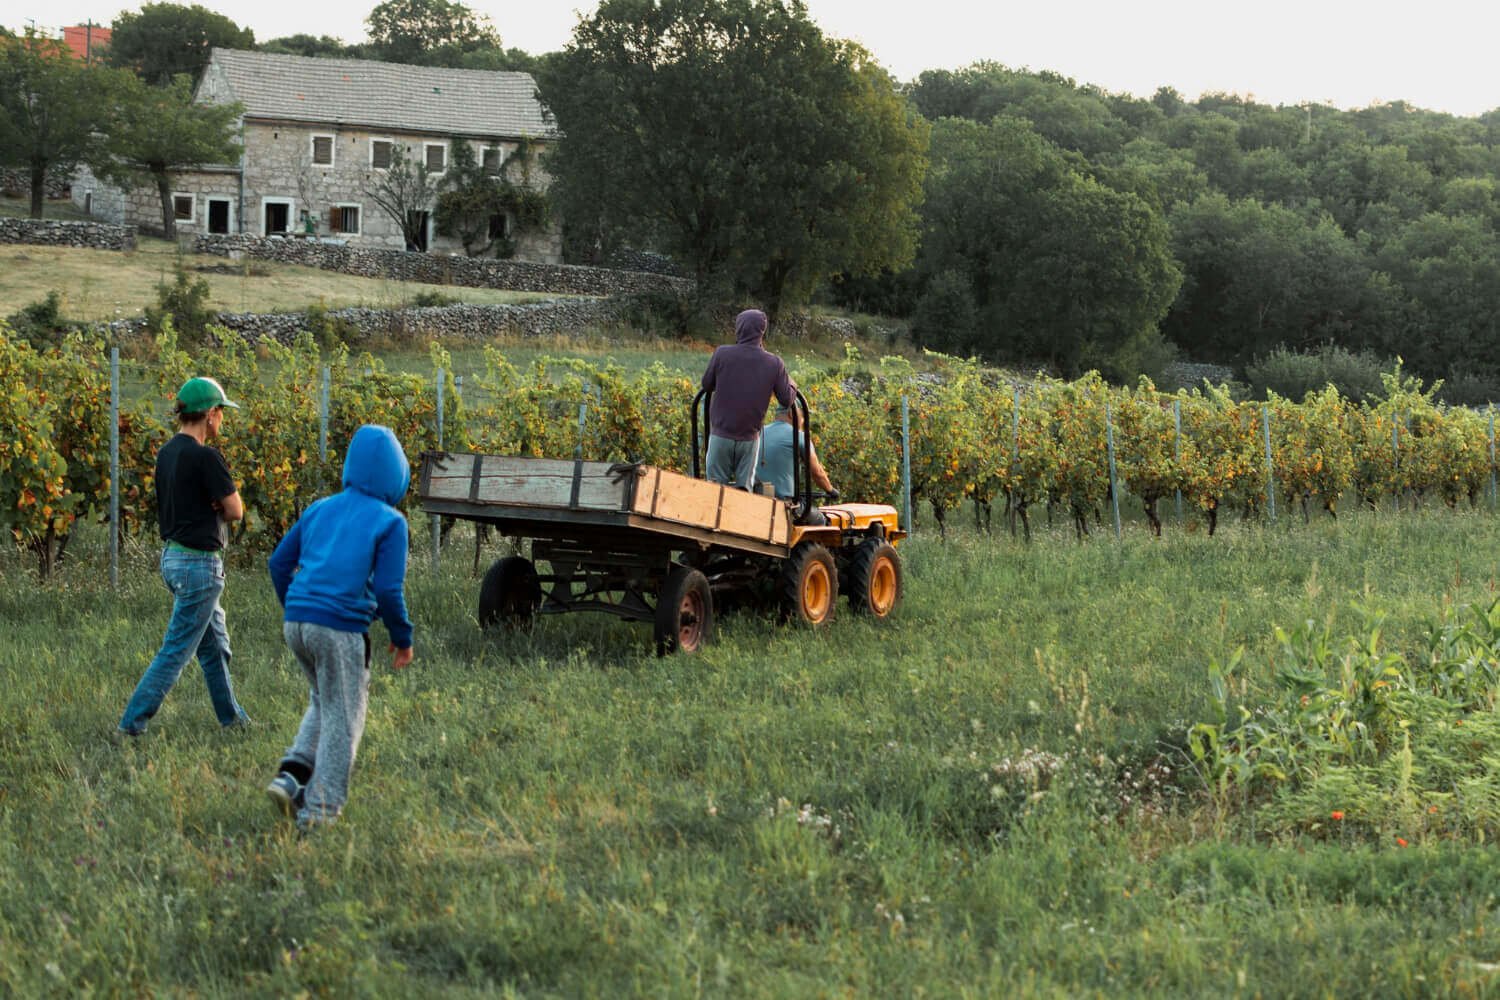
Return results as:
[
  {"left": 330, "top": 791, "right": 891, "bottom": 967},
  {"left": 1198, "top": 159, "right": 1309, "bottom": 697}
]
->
[{"left": 73, "top": 48, "right": 562, "bottom": 263}]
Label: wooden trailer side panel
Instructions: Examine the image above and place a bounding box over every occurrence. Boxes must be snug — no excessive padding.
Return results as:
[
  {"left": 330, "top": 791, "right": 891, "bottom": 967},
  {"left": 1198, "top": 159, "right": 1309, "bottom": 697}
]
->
[
  {"left": 424, "top": 454, "right": 632, "bottom": 511},
  {"left": 423, "top": 453, "right": 790, "bottom": 550},
  {"left": 631, "top": 466, "right": 789, "bottom": 547}
]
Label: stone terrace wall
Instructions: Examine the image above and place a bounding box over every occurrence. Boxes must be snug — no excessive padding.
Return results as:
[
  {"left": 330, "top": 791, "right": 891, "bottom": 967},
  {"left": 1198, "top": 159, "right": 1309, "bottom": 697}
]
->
[
  {"left": 194, "top": 234, "right": 692, "bottom": 297},
  {"left": 105, "top": 298, "right": 623, "bottom": 344},
  {"left": 0, "top": 218, "right": 136, "bottom": 251}
]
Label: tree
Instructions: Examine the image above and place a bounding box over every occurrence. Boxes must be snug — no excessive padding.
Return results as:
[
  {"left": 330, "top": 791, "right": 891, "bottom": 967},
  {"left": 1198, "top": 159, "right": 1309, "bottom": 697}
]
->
[
  {"left": 540, "top": 0, "right": 929, "bottom": 318},
  {"left": 362, "top": 143, "right": 439, "bottom": 250},
  {"left": 434, "top": 140, "right": 549, "bottom": 257},
  {"left": 99, "top": 74, "right": 242, "bottom": 238},
  {"left": 0, "top": 29, "right": 122, "bottom": 218},
  {"left": 108, "top": 3, "right": 255, "bottom": 86},
  {"left": 915, "top": 117, "right": 1181, "bottom": 377},
  {"left": 259, "top": 34, "right": 360, "bottom": 59},
  {"left": 365, "top": 0, "right": 502, "bottom": 66}
]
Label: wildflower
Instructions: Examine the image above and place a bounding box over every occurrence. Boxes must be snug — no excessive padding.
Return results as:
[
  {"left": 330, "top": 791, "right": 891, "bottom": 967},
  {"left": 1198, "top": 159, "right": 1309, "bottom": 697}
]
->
[
  {"left": 1396, "top": 837, "right": 1409, "bottom": 847},
  {"left": 1331, "top": 811, "right": 1345, "bottom": 821},
  {"left": 1428, "top": 805, "right": 1439, "bottom": 814}
]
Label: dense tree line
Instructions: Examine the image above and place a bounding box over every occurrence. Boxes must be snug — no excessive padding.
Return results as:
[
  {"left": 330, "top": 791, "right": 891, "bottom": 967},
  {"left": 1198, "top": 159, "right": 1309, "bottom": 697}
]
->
[
  {"left": 9, "top": 0, "right": 1500, "bottom": 395},
  {"left": 887, "top": 65, "right": 1500, "bottom": 390}
]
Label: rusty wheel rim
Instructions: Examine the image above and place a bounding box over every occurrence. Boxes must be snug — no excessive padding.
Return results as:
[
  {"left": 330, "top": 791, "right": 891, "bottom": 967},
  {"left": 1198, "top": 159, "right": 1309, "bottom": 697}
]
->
[
  {"left": 678, "top": 589, "right": 707, "bottom": 651},
  {"left": 802, "top": 562, "right": 832, "bottom": 622},
  {"left": 869, "top": 556, "right": 898, "bottom": 616}
]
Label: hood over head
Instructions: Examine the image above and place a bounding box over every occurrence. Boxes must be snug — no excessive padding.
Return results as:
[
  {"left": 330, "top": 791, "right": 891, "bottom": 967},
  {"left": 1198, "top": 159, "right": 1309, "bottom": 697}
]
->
[
  {"left": 734, "top": 309, "right": 768, "bottom": 345},
  {"left": 342, "top": 424, "right": 410, "bottom": 505}
]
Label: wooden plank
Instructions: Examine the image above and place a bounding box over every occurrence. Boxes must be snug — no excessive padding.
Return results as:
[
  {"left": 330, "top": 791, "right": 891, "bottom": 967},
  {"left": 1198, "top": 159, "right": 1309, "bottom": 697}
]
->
[
  {"left": 630, "top": 467, "right": 660, "bottom": 516},
  {"left": 718, "top": 485, "right": 780, "bottom": 544},
  {"left": 651, "top": 468, "right": 725, "bottom": 527},
  {"left": 424, "top": 455, "right": 627, "bottom": 511}
]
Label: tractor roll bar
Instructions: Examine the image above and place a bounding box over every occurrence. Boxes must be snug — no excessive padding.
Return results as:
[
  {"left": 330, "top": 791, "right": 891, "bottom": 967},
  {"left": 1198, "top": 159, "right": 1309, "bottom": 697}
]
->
[{"left": 690, "top": 387, "right": 815, "bottom": 521}]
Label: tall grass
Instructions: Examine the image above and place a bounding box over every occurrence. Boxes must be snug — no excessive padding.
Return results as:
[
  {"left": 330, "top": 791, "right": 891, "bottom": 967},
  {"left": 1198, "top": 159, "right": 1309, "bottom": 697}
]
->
[{"left": 2, "top": 509, "right": 1498, "bottom": 995}]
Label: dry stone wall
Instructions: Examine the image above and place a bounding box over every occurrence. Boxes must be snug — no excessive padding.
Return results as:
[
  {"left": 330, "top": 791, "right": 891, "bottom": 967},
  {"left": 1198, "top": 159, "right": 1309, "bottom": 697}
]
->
[
  {"left": 193, "top": 233, "right": 693, "bottom": 297},
  {"left": 0, "top": 218, "right": 137, "bottom": 251},
  {"left": 104, "top": 298, "right": 623, "bottom": 344}
]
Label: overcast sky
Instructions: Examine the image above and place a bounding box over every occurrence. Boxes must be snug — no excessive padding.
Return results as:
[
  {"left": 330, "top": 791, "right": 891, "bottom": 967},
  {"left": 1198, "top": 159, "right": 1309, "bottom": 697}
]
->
[{"left": 11, "top": 0, "right": 1498, "bottom": 117}]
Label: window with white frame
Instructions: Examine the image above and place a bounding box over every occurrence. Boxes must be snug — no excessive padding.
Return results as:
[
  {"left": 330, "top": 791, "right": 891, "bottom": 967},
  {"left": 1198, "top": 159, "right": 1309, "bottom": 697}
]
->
[
  {"left": 311, "top": 134, "right": 335, "bottom": 167},
  {"left": 328, "top": 204, "right": 361, "bottom": 235},
  {"left": 481, "top": 146, "right": 504, "bottom": 175},
  {"left": 424, "top": 142, "right": 447, "bottom": 173},
  {"left": 172, "top": 193, "right": 195, "bottom": 223},
  {"left": 370, "top": 138, "right": 394, "bottom": 169}
]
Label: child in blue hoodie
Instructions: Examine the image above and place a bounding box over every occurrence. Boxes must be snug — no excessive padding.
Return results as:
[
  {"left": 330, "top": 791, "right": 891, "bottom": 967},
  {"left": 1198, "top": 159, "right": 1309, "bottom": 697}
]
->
[{"left": 265, "top": 424, "right": 415, "bottom": 828}]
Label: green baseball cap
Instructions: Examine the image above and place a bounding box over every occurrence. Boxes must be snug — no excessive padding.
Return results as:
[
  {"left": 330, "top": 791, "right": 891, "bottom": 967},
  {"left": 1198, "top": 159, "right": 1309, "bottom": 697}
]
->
[{"left": 176, "top": 376, "right": 239, "bottom": 412}]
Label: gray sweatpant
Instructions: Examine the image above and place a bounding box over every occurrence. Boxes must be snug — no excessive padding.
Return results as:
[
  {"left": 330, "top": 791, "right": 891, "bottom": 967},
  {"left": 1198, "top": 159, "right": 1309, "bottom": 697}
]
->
[
  {"left": 705, "top": 434, "right": 761, "bottom": 490},
  {"left": 282, "top": 621, "right": 370, "bottom": 825}
]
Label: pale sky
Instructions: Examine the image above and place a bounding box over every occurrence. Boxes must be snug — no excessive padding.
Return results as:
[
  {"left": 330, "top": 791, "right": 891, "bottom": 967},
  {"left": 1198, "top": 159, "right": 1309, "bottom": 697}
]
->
[{"left": 8, "top": 0, "right": 1498, "bottom": 117}]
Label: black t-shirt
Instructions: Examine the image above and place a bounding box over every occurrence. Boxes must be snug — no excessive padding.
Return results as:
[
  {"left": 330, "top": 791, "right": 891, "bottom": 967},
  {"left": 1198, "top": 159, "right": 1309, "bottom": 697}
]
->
[{"left": 156, "top": 433, "right": 237, "bottom": 552}]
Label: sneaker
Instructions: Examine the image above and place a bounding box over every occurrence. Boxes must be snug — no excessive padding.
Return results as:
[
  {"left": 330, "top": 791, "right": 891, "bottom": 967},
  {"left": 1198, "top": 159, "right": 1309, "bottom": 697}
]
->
[
  {"left": 111, "top": 727, "right": 143, "bottom": 744},
  {"left": 265, "top": 772, "right": 301, "bottom": 819}
]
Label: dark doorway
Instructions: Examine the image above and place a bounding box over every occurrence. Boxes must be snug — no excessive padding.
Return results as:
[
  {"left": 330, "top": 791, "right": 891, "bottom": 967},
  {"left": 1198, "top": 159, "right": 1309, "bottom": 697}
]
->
[
  {"left": 406, "top": 210, "right": 430, "bottom": 252},
  {"left": 208, "top": 199, "right": 230, "bottom": 234},
  {"left": 264, "top": 201, "right": 290, "bottom": 236}
]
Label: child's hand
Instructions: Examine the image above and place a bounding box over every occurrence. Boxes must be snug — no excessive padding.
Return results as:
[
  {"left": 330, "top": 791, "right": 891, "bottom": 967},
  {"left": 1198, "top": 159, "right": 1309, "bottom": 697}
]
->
[{"left": 391, "top": 644, "right": 414, "bottom": 670}]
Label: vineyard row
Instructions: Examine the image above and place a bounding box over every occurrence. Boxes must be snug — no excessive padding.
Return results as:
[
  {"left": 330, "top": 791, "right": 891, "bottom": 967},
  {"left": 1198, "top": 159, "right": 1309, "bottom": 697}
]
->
[{"left": 2, "top": 323, "right": 1495, "bottom": 574}]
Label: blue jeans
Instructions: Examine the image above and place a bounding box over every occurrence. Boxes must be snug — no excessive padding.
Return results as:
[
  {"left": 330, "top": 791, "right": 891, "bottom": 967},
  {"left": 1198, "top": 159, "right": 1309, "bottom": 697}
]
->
[{"left": 118, "top": 548, "right": 248, "bottom": 734}]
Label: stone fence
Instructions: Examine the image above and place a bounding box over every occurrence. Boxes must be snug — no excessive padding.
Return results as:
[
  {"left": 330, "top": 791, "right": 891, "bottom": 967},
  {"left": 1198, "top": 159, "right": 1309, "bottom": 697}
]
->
[
  {"left": 0, "top": 218, "right": 137, "bottom": 251},
  {"left": 104, "top": 298, "right": 624, "bottom": 345},
  {"left": 193, "top": 234, "right": 693, "bottom": 298}
]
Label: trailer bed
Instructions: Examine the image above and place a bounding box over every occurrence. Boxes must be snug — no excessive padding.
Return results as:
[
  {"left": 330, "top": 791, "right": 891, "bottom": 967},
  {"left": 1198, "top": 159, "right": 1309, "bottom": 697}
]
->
[{"left": 420, "top": 452, "right": 793, "bottom": 557}]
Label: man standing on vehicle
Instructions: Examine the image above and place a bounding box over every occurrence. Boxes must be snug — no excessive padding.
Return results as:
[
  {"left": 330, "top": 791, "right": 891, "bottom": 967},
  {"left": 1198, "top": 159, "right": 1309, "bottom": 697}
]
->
[
  {"left": 116, "top": 376, "right": 251, "bottom": 738},
  {"left": 700, "top": 308, "right": 794, "bottom": 490}
]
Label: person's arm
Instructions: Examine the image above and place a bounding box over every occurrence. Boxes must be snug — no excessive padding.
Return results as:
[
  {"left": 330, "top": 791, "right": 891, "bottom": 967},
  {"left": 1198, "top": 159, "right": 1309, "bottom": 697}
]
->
[
  {"left": 373, "top": 515, "right": 414, "bottom": 662},
  {"left": 267, "top": 517, "right": 304, "bottom": 607},
  {"left": 216, "top": 490, "right": 244, "bottom": 522},
  {"left": 808, "top": 442, "right": 835, "bottom": 494},
  {"left": 772, "top": 359, "right": 794, "bottom": 409},
  {"left": 701, "top": 349, "right": 719, "bottom": 391},
  {"left": 203, "top": 448, "right": 243, "bottom": 521}
]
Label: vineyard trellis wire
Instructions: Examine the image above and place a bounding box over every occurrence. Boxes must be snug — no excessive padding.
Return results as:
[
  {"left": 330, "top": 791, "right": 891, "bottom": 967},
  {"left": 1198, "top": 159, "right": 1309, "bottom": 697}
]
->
[{"left": 2, "top": 322, "right": 1496, "bottom": 580}]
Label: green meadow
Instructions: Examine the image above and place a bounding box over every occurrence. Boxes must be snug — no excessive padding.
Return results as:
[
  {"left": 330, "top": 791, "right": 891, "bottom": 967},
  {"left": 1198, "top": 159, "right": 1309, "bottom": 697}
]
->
[{"left": 3, "top": 505, "right": 1499, "bottom": 996}]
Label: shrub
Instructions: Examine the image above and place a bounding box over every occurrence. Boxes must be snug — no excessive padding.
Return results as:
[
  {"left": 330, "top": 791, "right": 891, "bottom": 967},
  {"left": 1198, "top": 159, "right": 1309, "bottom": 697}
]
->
[
  {"left": 6, "top": 290, "right": 72, "bottom": 348},
  {"left": 1244, "top": 343, "right": 1391, "bottom": 404},
  {"left": 409, "top": 290, "right": 458, "bottom": 309},
  {"left": 1437, "top": 368, "right": 1500, "bottom": 407},
  {"left": 911, "top": 270, "right": 979, "bottom": 357},
  {"left": 144, "top": 257, "right": 215, "bottom": 343}
]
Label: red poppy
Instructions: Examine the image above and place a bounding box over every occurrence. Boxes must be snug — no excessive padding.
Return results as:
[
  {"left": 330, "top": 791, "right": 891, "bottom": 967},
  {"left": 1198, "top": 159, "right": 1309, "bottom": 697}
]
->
[{"left": 1331, "top": 811, "right": 1345, "bottom": 821}]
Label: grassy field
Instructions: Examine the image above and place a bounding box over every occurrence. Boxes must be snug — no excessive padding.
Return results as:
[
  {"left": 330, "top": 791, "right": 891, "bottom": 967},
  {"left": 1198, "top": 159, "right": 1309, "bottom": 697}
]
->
[
  {"left": 3, "top": 507, "right": 1499, "bottom": 996},
  {"left": 1, "top": 193, "right": 567, "bottom": 322}
]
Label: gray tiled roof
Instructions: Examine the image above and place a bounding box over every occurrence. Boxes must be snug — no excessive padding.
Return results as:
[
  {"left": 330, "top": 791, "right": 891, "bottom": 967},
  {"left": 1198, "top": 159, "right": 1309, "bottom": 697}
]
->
[{"left": 204, "top": 48, "right": 558, "bottom": 139}]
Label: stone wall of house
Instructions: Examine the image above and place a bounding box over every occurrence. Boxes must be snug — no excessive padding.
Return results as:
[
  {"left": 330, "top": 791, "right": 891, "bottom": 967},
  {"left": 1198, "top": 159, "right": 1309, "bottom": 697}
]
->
[
  {"left": 193, "top": 233, "right": 693, "bottom": 297},
  {"left": 0, "top": 166, "right": 71, "bottom": 199},
  {"left": 0, "top": 218, "right": 136, "bottom": 250},
  {"left": 104, "top": 298, "right": 623, "bottom": 344},
  {"left": 69, "top": 165, "right": 129, "bottom": 225}
]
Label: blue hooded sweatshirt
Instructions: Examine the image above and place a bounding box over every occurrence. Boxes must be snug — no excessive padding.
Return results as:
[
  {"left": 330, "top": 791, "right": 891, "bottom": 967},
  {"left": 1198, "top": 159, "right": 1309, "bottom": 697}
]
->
[{"left": 268, "top": 424, "right": 414, "bottom": 648}]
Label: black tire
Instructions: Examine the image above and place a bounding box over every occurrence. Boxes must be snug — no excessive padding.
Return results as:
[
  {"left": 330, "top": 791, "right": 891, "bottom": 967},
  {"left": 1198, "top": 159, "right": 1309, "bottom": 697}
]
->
[
  {"left": 779, "top": 542, "right": 838, "bottom": 625},
  {"left": 478, "top": 556, "right": 541, "bottom": 630},
  {"left": 655, "top": 566, "right": 714, "bottom": 656},
  {"left": 846, "top": 540, "right": 902, "bottom": 618}
]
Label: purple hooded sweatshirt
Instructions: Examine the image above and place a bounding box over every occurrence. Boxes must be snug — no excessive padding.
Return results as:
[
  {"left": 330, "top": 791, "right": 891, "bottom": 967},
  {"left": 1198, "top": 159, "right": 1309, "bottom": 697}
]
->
[{"left": 700, "top": 309, "right": 795, "bottom": 441}]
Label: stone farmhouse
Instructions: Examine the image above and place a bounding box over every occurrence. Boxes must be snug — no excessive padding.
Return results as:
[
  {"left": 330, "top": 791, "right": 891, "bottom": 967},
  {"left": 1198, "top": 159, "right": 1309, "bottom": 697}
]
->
[{"left": 74, "top": 48, "right": 562, "bottom": 262}]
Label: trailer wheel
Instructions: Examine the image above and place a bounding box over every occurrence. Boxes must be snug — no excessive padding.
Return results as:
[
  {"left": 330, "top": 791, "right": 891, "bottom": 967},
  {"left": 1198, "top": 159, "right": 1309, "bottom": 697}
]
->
[
  {"left": 780, "top": 542, "right": 838, "bottom": 625},
  {"left": 846, "top": 540, "right": 901, "bottom": 617},
  {"left": 655, "top": 566, "right": 714, "bottom": 656},
  {"left": 478, "top": 556, "right": 541, "bottom": 630}
]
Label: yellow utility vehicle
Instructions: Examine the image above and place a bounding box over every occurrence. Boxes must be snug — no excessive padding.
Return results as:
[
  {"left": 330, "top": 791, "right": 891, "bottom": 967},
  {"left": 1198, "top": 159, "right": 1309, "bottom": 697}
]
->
[{"left": 417, "top": 391, "right": 904, "bottom": 654}]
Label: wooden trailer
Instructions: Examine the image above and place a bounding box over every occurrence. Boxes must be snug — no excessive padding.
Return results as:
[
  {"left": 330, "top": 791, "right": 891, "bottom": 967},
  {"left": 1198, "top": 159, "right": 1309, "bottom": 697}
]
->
[{"left": 418, "top": 451, "right": 904, "bottom": 654}]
